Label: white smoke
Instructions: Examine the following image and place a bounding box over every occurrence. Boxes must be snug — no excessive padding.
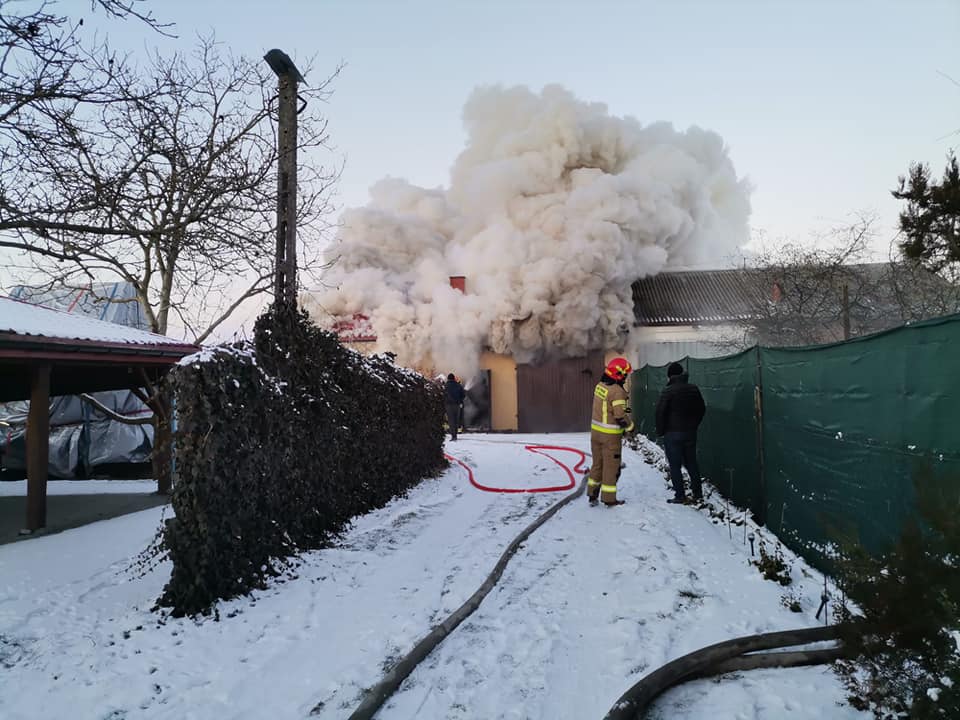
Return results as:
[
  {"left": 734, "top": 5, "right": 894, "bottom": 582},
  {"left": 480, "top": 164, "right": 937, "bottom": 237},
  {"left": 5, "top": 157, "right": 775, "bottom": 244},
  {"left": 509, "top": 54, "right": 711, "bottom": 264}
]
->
[{"left": 304, "top": 84, "right": 751, "bottom": 377}]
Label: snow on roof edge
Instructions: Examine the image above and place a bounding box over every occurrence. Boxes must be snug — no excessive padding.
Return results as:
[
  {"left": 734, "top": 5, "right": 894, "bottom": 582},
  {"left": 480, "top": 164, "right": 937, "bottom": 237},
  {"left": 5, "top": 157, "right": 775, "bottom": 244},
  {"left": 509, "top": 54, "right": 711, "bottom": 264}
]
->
[{"left": 0, "top": 296, "right": 196, "bottom": 348}]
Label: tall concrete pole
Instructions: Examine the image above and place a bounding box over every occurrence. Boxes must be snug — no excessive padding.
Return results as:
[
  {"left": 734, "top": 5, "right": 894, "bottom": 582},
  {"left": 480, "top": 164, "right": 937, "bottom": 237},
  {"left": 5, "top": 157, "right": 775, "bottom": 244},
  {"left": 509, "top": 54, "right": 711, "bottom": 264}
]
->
[{"left": 264, "top": 49, "right": 305, "bottom": 307}]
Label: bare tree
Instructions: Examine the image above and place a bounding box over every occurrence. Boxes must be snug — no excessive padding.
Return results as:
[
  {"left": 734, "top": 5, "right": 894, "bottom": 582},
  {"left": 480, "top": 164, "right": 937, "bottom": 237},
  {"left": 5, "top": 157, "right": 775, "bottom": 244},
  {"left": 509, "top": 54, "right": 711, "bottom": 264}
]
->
[
  {"left": 1, "top": 1, "right": 167, "bottom": 220},
  {"left": 717, "top": 214, "right": 960, "bottom": 351},
  {"left": 1, "top": 0, "right": 165, "bottom": 114},
  {"left": 2, "top": 36, "right": 341, "bottom": 341},
  {"left": 744, "top": 215, "right": 878, "bottom": 346},
  {"left": 883, "top": 241, "right": 960, "bottom": 324}
]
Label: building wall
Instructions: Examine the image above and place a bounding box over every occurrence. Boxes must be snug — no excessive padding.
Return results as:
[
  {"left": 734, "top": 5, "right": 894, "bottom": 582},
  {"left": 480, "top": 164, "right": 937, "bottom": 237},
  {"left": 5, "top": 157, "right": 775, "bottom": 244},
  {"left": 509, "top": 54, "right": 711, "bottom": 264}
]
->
[
  {"left": 631, "top": 324, "right": 751, "bottom": 368},
  {"left": 480, "top": 351, "right": 518, "bottom": 431},
  {"left": 340, "top": 342, "right": 636, "bottom": 432}
]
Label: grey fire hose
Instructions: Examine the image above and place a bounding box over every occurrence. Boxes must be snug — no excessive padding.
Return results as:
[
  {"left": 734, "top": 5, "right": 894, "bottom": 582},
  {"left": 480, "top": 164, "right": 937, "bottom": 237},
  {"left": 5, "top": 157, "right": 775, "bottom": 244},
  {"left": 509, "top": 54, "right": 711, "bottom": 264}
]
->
[
  {"left": 602, "top": 625, "right": 845, "bottom": 720},
  {"left": 346, "top": 476, "right": 587, "bottom": 720}
]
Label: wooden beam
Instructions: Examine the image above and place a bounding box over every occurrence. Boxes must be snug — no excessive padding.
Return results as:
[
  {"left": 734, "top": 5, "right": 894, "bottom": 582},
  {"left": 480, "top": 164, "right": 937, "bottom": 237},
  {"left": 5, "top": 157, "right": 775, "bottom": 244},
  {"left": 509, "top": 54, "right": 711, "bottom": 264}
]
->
[{"left": 26, "top": 364, "right": 51, "bottom": 531}]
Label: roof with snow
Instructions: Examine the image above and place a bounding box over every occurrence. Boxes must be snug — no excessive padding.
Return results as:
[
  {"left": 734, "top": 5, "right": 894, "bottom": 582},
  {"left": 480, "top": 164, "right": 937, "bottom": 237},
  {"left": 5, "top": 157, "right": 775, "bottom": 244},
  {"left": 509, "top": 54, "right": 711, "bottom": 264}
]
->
[
  {"left": 0, "top": 296, "right": 193, "bottom": 347},
  {"left": 9, "top": 282, "right": 149, "bottom": 329},
  {"left": 0, "top": 296, "right": 197, "bottom": 401}
]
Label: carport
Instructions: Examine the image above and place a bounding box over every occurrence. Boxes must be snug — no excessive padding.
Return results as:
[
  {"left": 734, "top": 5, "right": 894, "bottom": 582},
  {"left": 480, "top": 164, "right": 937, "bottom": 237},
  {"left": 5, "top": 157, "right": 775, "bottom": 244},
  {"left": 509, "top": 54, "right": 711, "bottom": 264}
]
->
[{"left": 0, "top": 297, "right": 197, "bottom": 532}]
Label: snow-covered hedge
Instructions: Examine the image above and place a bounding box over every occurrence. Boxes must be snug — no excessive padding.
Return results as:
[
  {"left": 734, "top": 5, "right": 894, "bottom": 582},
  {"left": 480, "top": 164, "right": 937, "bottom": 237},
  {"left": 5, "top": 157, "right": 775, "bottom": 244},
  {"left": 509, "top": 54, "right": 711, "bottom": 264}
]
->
[{"left": 158, "top": 305, "right": 446, "bottom": 616}]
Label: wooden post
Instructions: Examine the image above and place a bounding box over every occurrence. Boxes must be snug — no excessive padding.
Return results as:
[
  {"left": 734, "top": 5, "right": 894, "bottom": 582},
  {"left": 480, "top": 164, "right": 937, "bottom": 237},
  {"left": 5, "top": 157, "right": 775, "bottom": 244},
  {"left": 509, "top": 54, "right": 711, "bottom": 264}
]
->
[
  {"left": 841, "top": 283, "right": 851, "bottom": 340},
  {"left": 754, "top": 345, "right": 766, "bottom": 526},
  {"left": 26, "top": 364, "right": 51, "bottom": 531},
  {"left": 273, "top": 64, "right": 300, "bottom": 306}
]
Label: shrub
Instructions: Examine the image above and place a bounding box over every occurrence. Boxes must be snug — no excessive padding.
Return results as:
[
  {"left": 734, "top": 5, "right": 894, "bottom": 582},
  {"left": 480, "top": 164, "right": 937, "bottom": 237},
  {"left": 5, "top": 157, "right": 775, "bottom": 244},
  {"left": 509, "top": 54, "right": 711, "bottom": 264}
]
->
[
  {"left": 753, "top": 538, "right": 793, "bottom": 586},
  {"left": 158, "top": 305, "right": 446, "bottom": 616}
]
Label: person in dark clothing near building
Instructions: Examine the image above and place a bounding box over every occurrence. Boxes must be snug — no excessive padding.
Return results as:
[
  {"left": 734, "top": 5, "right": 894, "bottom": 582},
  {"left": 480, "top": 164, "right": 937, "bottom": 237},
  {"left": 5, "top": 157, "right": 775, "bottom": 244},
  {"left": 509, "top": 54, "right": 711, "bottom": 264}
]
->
[
  {"left": 445, "top": 373, "right": 466, "bottom": 441},
  {"left": 655, "top": 362, "right": 706, "bottom": 504}
]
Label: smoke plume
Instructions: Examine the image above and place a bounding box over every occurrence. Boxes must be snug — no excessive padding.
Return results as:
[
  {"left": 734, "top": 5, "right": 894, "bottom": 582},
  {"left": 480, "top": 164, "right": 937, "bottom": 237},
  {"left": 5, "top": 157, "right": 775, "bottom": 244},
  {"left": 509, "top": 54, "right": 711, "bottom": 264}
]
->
[{"left": 304, "top": 85, "right": 751, "bottom": 376}]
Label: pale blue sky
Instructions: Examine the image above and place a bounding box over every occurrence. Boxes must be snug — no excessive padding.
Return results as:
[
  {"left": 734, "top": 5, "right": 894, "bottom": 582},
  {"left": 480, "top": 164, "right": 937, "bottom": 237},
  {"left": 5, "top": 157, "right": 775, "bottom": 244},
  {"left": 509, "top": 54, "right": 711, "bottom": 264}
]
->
[{"left": 92, "top": 0, "right": 958, "bottom": 254}]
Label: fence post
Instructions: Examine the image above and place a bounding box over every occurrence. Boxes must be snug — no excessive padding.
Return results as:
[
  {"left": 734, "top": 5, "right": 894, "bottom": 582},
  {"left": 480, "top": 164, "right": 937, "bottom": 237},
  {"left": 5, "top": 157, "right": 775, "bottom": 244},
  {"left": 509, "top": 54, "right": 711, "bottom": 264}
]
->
[{"left": 754, "top": 346, "right": 767, "bottom": 526}]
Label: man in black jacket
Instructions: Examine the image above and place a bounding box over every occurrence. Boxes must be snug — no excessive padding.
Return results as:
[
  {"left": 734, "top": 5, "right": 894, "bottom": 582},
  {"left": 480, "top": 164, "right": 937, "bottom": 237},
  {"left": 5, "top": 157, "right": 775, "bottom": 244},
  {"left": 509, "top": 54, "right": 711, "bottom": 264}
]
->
[
  {"left": 655, "top": 362, "right": 706, "bottom": 504},
  {"left": 445, "top": 373, "right": 466, "bottom": 441}
]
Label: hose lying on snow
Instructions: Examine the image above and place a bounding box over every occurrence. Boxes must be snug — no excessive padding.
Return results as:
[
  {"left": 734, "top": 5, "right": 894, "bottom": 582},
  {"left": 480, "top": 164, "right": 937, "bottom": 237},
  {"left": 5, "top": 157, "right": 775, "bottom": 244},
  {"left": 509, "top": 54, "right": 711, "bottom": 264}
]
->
[
  {"left": 603, "top": 625, "right": 845, "bottom": 720},
  {"left": 346, "top": 473, "right": 587, "bottom": 720},
  {"left": 691, "top": 646, "right": 847, "bottom": 678}
]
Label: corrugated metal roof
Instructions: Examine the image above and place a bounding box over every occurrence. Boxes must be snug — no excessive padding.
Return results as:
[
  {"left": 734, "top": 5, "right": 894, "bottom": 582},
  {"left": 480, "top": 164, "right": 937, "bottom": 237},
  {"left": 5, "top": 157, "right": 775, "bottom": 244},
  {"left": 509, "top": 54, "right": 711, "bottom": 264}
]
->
[{"left": 632, "top": 269, "right": 771, "bottom": 326}]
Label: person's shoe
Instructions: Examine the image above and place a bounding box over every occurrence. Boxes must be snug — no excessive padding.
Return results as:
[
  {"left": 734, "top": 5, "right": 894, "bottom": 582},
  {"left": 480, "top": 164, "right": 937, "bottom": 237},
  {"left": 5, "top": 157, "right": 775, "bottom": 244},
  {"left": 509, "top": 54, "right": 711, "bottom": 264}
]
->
[
  {"left": 588, "top": 497, "right": 599, "bottom": 507},
  {"left": 666, "top": 496, "right": 688, "bottom": 505},
  {"left": 604, "top": 500, "right": 626, "bottom": 507}
]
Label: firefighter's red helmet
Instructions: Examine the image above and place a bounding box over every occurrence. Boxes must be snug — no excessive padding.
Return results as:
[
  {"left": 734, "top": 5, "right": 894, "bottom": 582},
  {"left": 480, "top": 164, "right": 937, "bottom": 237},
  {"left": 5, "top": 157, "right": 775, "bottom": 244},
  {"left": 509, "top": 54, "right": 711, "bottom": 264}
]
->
[{"left": 605, "top": 357, "right": 632, "bottom": 381}]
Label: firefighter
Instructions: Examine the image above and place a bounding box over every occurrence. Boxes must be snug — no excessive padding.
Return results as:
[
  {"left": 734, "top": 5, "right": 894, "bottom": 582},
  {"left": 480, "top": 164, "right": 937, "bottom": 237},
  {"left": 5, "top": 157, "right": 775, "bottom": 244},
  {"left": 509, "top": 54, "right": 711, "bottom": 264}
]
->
[{"left": 587, "top": 357, "right": 634, "bottom": 506}]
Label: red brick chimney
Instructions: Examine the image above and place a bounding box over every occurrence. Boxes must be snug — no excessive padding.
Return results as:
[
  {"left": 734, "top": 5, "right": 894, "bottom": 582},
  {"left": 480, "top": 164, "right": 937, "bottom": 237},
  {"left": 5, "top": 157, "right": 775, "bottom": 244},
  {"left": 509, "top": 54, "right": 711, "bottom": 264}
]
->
[{"left": 449, "top": 276, "right": 466, "bottom": 293}]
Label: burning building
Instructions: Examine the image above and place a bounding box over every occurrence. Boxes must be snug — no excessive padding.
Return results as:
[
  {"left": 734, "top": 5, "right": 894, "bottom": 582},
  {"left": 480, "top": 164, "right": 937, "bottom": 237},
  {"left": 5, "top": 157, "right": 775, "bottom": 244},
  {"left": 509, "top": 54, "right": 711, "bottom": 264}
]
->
[{"left": 302, "top": 84, "right": 751, "bottom": 431}]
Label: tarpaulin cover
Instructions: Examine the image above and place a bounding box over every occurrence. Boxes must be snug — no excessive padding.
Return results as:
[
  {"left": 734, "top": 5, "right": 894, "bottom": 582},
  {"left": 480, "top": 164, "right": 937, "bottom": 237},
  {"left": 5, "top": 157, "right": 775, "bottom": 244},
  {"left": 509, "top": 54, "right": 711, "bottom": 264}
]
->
[
  {"left": 1, "top": 391, "right": 153, "bottom": 477},
  {"left": 8, "top": 282, "right": 148, "bottom": 328},
  {"left": 633, "top": 313, "right": 960, "bottom": 569}
]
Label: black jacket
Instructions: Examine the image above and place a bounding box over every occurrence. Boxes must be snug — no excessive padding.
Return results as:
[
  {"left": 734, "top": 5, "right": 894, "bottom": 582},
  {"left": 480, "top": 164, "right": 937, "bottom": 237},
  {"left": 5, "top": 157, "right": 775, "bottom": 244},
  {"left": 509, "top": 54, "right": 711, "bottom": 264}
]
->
[
  {"left": 445, "top": 379, "right": 465, "bottom": 405},
  {"left": 655, "top": 373, "right": 706, "bottom": 436}
]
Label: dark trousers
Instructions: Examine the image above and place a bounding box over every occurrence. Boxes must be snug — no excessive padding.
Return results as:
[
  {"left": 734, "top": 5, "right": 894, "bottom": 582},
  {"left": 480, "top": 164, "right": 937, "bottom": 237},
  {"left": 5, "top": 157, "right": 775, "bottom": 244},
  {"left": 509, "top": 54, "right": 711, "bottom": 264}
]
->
[
  {"left": 664, "top": 431, "right": 702, "bottom": 499},
  {"left": 445, "top": 403, "right": 461, "bottom": 440}
]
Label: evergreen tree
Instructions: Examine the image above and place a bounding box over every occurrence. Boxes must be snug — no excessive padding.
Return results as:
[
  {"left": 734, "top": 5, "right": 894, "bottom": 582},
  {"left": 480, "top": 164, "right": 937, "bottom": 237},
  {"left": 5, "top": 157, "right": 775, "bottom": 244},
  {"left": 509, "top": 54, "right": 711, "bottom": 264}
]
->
[
  {"left": 835, "top": 468, "right": 960, "bottom": 718},
  {"left": 893, "top": 153, "right": 960, "bottom": 274}
]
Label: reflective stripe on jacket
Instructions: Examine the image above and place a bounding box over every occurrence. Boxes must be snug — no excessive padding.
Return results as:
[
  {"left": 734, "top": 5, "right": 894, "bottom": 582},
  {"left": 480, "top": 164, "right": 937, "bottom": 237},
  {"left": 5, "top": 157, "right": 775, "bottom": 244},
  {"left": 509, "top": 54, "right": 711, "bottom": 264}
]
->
[{"left": 591, "top": 381, "right": 633, "bottom": 435}]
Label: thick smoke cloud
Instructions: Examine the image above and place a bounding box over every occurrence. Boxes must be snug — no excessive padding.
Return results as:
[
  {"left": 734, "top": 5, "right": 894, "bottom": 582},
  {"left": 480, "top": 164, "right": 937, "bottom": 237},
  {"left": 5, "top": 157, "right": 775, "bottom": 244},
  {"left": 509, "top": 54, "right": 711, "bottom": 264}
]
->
[{"left": 304, "top": 85, "right": 751, "bottom": 376}]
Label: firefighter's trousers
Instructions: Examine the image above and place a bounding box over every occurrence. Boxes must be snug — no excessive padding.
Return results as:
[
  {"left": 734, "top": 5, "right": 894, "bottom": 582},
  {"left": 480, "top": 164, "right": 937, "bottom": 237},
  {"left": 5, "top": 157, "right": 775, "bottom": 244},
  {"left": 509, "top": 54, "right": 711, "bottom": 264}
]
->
[{"left": 588, "top": 430, "right": 623, "bottom": 504}]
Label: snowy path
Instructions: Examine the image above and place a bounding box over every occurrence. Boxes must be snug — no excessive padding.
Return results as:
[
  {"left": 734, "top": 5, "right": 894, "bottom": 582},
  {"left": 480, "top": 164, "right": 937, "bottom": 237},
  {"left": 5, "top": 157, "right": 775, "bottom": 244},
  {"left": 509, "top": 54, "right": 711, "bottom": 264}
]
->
[
  {"left": 380, "top": 436, "right": 864, "bottom": 720},
  {"left": 0, "top": 434, "right": 867, "bottom": 720}
]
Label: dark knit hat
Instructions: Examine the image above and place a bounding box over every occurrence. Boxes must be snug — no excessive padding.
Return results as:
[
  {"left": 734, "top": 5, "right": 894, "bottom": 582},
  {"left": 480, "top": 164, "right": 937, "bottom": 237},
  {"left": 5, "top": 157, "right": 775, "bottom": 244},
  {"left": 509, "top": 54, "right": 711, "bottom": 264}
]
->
[{"left": 667, "top": 362, "right": 684, "bottom": 377}]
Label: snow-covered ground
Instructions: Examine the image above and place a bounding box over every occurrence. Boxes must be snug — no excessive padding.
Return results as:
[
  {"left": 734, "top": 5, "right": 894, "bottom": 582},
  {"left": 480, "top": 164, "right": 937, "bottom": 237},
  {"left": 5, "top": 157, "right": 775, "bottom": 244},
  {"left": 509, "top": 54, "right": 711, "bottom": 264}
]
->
[
  {"left": 0, "top": 434, "right": 867, "bottom": 719},
  {"left": 0, "top": 479, "right": 158, "bottom": 497}
]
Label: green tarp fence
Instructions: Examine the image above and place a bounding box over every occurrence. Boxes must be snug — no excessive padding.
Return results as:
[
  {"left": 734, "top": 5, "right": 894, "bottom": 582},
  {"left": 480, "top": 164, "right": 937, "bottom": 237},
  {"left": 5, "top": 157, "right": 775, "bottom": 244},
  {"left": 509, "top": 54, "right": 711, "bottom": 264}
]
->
[{"left": 632, "top": 314, "right": 960, "bottom": 569}]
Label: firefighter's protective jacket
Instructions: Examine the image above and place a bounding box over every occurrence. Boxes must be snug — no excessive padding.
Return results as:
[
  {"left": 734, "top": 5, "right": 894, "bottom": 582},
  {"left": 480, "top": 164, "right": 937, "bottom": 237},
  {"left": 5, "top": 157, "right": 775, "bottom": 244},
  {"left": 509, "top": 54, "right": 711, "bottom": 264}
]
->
[{"left": 591, "top": 380, "right": 634, "bottom": 435}]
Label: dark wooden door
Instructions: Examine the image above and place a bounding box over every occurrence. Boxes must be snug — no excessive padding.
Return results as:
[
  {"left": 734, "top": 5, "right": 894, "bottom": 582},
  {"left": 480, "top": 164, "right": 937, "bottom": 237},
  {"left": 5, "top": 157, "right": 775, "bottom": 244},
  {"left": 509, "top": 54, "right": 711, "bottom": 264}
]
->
[{"left": 517, "top": 352, "right": 604, "bottom": 432}]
